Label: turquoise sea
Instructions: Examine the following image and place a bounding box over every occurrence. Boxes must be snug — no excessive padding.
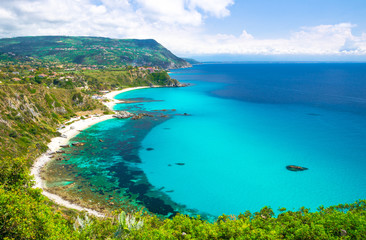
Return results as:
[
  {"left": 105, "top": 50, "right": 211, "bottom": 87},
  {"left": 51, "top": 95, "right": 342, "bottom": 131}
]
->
[{"left": 48, "top": 63, "right": 366, "bottom": 219}]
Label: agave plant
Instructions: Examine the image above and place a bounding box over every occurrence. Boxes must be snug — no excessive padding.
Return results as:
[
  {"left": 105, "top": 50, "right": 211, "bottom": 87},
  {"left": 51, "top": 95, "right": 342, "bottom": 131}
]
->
[
  {"left": 114, "top": 211, "right": 144, "bottom": 239},
  {"left": 73, "top": 214, "right": 92, "bottom": 232}
]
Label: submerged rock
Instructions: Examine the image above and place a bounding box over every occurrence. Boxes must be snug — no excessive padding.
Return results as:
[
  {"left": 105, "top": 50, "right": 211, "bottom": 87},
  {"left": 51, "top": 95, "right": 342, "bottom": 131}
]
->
[
  {"left": 131, "top": 113, "right": 154, "bottom": 120},
  {"left": 286, "top": 165, "right": 308, "bottom": 171},
  {"left": 146, "top": 148, "right": 154, "bottom": 151},
  {"left": 175, "top": 163, "right": 185, "bottom": 166}
]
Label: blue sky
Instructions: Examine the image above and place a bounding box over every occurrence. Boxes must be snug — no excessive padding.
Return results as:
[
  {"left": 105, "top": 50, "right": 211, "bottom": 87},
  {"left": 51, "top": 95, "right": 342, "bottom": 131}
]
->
[
  {"left": 205, "top": 0, "right": 366, "bottom": 38},
  {"left": 0, "top": 0, "right": 366, "bottom": 60}
]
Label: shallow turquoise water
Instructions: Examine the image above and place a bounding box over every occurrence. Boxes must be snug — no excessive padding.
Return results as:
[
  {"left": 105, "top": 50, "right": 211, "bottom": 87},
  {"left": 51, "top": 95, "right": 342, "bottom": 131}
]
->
[
  {"left": 54, "top": 63, "right": 366, "bottom": 218},
  {"left": 120, "top": 81, "right": 366, "bottom": 216}
]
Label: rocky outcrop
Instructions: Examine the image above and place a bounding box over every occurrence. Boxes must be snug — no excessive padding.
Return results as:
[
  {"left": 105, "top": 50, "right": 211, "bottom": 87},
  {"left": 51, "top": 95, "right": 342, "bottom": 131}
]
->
[
  {"left": 286, "top": 165, "right": 308, "bottom": 171},
  {"left": 166, "top": 82, "right": 189, "bottom": 87},
  {"left": 112, "top": 111, "right": 134, "bottom": 119},
  {"left": 71, "top": 142, "right": 85, "bottom": 147}
]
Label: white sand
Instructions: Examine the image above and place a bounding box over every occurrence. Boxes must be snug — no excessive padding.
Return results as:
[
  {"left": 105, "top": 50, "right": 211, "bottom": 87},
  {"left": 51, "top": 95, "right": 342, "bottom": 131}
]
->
[
  {"left": 31, "top": 86, "right": 151, "bottom": 217},
  {"left": 103, "top": 86, "right": 150, "bottom": 109}
]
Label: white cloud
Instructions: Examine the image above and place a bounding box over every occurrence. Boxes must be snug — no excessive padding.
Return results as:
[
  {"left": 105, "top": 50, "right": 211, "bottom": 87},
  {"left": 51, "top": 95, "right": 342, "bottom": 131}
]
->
[
  {"left": 135, "top": 0, "right": 203, "bottom": 26},
  {"left": 170, "top": 23, "right": 366, "bottom": 56},
  {"left": 0, "top": 0, "right": 365, "bottom": 57},
  {"left": 189, "top": 0, "right": 234, "bottom": 18}
]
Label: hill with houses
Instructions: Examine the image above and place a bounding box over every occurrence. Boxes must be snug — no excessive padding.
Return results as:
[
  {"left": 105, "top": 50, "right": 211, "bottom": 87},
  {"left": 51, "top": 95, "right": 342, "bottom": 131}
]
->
[{"left": 0, "top": 36, "right": 191, "bottom": 69}]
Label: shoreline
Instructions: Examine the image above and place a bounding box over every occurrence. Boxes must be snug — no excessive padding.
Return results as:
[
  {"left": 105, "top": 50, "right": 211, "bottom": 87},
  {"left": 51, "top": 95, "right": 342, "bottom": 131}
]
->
[
  {"left": 103, "top": 86, "right": 150, "bottom": 109},
  {"left": 31, "top": 86, "right": 152, "bottom": 217}
]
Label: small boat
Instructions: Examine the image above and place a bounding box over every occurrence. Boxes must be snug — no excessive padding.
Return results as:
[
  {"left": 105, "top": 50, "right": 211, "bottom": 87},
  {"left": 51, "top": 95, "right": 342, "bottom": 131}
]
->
[{"left": 286, "top": 165, "right": 308, "bottom": 171}]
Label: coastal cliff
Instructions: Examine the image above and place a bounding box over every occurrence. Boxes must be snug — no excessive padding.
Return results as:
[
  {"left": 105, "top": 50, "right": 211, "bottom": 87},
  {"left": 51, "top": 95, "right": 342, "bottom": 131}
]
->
[{"left": 0, "top": 85, "right": 107, "bottom": 161}]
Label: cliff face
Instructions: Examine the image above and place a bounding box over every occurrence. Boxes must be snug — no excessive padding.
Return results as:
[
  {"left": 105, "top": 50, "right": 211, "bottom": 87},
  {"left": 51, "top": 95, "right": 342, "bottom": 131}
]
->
[
  {"left": 0, "top": 85, "right": 106, "bottom": 160},
  {"left": 0, "top": 36, "right": 191, "bottom": 69}
]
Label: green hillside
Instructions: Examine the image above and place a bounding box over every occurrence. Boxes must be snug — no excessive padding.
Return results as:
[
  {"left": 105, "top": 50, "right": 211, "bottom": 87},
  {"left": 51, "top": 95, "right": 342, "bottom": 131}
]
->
[{"left": 0, "top": 36, "right": 191, "bottom": 69}]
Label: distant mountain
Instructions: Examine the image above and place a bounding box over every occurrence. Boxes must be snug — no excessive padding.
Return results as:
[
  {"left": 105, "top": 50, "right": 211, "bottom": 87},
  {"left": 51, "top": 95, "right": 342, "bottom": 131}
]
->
[
  {"left": 0, "top": 36, "right": 191, "bottom": 69},
  {"left": 182, "top": 58, "right": 201, "bottom": 64}
]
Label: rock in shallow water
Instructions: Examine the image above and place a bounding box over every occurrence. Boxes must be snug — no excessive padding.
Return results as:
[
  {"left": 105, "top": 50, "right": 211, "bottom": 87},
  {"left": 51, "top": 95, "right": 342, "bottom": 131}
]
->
[
  {"left": 175, "top": 163, "right": 185, "bottom": 166},
  {"left": 286, "top": 165, "right": 308, "bottom": 171},
  {"left": 112, "top": 111, "right": 133, "bottom": 119},
  {"left": 72, "top": 142, "right": 85, "bottom": 147}
]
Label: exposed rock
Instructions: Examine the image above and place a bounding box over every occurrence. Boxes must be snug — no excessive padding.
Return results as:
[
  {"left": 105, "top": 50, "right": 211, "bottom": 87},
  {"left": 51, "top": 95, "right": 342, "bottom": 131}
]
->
[
  {"left": 60, "top": 144, "right": 70, "bottom": 148},
  {"left": 286, "top": 165, "right": 308, "bottom": 171},
  {"left": 61, "top": 134, "right": 67, "bottom": 138},
  {"left": 112, "top": 111, "right": 133, "bottom": 119},
  {"left": 56, "top": 150, "right": 65, "bottom": 153},
  {"left": 167, "top": 82, "right": 190, "bottom": 87},
  {"left": 72, "top": 142, "right": 85, "bottom": 147},
  {"left": 55, "top": 107, "right": 67, "bottom": 114},
  {"left": 99, "top": 139, "right": 104, "bottom": 142},
  {"left": 0, "top": 118, "right": 10, "bottom": 127}
]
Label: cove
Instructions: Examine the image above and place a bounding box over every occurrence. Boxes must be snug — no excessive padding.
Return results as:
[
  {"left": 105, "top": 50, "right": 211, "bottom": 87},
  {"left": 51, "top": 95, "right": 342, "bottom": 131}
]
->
[{"left": 45, "top": 63, "right": 366, "bottom": 219}]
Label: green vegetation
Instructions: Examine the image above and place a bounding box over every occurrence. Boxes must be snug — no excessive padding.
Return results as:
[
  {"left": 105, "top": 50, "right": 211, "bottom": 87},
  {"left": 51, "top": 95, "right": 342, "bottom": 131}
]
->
[
  {"left": 0, "top": 36, "right": 191, "bottom": 69},
  {"left": 0, "top": 84, "right": 107, "bottom": 161},
  {"left": 0, "top": 62, "right": 181, "bottom": 94}
]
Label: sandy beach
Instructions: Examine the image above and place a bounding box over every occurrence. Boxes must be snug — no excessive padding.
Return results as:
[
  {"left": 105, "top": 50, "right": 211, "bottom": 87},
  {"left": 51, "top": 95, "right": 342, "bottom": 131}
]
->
[
  {"left": 103, "top": 86, "right": 150, "bottom": 109},
  {"left": 31, "top": 86, "right": 151, "bottom": 217}
]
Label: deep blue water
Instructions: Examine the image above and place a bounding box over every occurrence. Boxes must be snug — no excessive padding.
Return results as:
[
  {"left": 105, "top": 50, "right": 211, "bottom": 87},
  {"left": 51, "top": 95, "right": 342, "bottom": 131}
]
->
[{"left": 50, "top": 63, "right": 366, "bottom": 218}]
